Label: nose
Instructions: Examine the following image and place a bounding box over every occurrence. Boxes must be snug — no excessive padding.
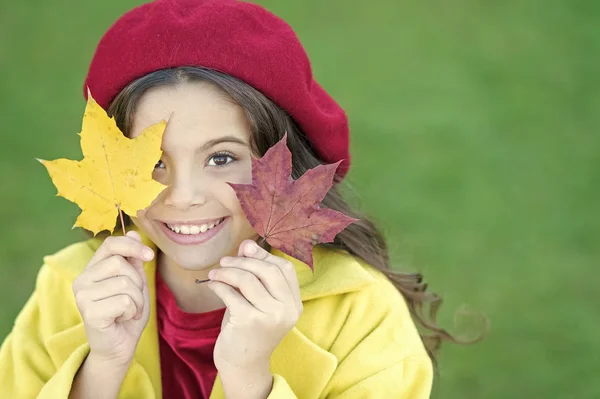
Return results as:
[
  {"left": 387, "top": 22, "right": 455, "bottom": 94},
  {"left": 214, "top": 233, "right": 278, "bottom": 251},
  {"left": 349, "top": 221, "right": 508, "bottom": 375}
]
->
[{"left": 163, "top": 174, "right": 207, "bottom": 211}]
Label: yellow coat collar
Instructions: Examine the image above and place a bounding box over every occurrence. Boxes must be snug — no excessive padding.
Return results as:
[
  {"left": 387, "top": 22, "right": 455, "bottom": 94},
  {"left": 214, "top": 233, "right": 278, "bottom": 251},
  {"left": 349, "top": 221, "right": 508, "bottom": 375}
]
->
[
  {"left": 47, "top": 229, "right": 375, "bottom": 301},
  {"left": 138, "top": 229, "right": 376, "bottom": 301},
  {"left": 42, "top": 232, "right": 375, "bottom": 398}
]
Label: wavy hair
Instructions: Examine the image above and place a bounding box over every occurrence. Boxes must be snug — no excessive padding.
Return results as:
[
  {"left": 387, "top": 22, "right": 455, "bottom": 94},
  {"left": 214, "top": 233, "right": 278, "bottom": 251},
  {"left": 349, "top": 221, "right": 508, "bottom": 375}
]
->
[{"left": 105, "top": 66, "right": 484, "bottom": 367}]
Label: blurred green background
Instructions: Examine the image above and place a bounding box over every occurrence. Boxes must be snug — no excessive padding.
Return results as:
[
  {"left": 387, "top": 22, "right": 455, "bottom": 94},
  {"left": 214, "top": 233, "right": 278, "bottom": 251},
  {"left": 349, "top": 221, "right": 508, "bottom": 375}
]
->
[{"left": 1, "top": 0, "right": 598, "bottom": 397}]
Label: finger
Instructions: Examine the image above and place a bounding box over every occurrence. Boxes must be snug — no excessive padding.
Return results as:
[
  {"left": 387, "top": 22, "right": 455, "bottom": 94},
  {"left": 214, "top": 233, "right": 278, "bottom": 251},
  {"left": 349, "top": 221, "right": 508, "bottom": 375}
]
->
[
  {"left": 239, "top": 240, "right": 302, "bottom": 303},
  {"left": 207, "top": 280, "right": 255, "bottom": 315},
  {"left": 84, "top": 294, "right": 138, "bottom": 327},
  {"left": 85, "top": 276, "right": 145, "bottom": 320},
  {"left": 219, "top": 256, "right": 292, "bottom": 303},
  {"left": 124, "top": 231, "right": 152, "bottom": 292},
  {"left": 126, "top": 253, "right": 147, "bottom": 293},
  {"left": 85, "top": 255, "right": 144, "bottom": 291},
  {"left": 131, "top": 254, "right": 150, "bottom": 311},
  {"left": 88, "top": 232, "right": 154, "bottom": 267},
  {"left": 209, "top": 268, "right": 276, "bottom": 312},
  {"left": 120, "top": 232, "right": 150, "bottom": 290}
]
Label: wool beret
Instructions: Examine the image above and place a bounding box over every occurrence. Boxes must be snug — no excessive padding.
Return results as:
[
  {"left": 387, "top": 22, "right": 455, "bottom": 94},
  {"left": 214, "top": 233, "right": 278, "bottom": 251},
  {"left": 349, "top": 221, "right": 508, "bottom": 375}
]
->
[{"left": 84, "top": 0, "right": 350, "bottom": 176}]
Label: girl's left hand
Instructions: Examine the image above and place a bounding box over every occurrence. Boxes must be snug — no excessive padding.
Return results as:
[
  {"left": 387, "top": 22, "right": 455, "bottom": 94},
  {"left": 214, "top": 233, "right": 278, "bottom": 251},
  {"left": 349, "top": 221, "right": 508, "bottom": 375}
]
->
[{"left": 208, "top": 239, "right": 303, "bottom": 376}]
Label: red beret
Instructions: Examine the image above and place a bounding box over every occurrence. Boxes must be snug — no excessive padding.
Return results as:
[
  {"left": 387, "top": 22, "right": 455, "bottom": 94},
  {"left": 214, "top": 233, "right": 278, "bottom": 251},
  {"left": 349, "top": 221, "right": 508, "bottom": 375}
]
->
[{"left": 84, "top": 0, "right": 350, "bottom": 177}]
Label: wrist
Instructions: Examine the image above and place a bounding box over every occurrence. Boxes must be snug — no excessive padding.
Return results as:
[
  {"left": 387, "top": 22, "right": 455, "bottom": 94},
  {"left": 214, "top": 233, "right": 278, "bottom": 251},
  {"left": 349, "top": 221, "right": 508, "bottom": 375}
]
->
[
  {"left": 86, "top": 352, "right": 132, "bottom": 375},
  {"left": 218, "top": 363, "right": 273, "bottom": 399},
  {"left": 69, "top": 353, "right": 132, "bottom": 399}
]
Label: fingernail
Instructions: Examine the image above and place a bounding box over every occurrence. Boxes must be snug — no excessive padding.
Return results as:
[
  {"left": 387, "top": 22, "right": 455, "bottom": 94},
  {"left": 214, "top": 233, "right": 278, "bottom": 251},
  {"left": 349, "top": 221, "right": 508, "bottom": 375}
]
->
[
  {"left": 220, "top": 257, "right": 232, "bottom": 265},
  {"left": 143, "top": 248, "right": 154, "bottom": 260},
  {"left": 246, "top": 243, "right": 256, "bottom": 255},
  {"left": 126, "top": 231, "right": 140, "bottom": 240},
  {"left": 208, "top": 270, "right": 216, "bottom": 279}
]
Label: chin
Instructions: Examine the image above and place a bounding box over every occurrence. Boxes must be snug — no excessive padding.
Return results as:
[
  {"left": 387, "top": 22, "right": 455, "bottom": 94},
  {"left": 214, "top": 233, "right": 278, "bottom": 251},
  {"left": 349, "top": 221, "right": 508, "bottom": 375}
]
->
[{"left": 165, "top": 244, "right": 234, "bottom": 270}]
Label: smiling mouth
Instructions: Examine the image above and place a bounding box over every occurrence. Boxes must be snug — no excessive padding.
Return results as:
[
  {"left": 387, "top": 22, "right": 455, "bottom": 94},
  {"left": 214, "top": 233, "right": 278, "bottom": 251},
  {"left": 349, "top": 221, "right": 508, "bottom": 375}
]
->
[{"left": 162, "top": 217, "right": 226, "bottom": 235}]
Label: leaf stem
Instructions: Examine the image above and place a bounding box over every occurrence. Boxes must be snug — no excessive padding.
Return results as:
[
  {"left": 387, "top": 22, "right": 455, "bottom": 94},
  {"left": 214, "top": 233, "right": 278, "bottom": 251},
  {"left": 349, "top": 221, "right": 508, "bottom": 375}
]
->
[{"left": 118, "top": 206, "right": 126, "bottom": 236}]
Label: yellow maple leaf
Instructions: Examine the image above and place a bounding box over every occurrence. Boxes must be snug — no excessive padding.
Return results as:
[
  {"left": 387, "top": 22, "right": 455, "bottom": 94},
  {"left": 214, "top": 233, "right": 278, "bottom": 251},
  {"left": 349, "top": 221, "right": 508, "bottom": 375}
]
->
[{"left": 38, "top": 93, "right": 167, "bottom": 235}]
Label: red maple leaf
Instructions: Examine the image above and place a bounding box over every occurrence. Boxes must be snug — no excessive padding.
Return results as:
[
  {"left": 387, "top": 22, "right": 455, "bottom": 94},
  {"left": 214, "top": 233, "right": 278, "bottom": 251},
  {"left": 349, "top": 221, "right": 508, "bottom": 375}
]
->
[{"left": 228, "top": 133, "right": 358, "bottom": 270}]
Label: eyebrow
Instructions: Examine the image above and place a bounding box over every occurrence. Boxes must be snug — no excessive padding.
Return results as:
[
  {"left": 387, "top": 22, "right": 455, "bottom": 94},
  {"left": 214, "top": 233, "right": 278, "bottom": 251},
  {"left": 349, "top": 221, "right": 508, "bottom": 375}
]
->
[{"left": 198, "top": 136, "right": 248, "bottom": 152}]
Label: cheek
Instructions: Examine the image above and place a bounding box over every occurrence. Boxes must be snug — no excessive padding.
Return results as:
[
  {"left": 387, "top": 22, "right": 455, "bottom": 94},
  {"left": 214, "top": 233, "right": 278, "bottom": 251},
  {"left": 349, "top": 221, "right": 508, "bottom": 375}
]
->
[
  {"left": 214, "top": 170, "right": 256, "bottom": 235},
  {"left": 215, "top": 160, "right": 253, "bottom": 213},
  {"left": 130, "top": 216, "right": 151, "bottom": 236},
  {"left": 213, "top": 178, "right": 246, "bottom": 217},
  {"left": 225, "top": 157, "right": 253, "bottom": 185},
  {"left": 133, "top": 196, "right": 162, "bottom": 224}
]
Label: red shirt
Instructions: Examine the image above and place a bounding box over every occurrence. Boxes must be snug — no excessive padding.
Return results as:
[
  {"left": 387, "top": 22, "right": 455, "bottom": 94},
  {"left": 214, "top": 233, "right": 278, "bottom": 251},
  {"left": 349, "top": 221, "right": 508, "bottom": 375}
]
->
[{"left": 156, "top": 270, "right": 226, "bottom": 399}]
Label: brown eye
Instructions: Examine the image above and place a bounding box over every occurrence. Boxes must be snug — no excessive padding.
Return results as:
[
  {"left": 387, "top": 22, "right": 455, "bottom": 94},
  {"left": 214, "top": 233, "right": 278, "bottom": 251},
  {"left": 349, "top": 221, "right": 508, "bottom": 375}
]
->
[{"left": 207, "top": 153, "right": 235, "bottom": 167}]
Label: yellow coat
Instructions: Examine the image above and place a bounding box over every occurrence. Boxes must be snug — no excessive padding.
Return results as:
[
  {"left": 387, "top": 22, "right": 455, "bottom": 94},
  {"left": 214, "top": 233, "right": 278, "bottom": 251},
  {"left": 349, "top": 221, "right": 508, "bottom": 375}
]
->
[{"left": 0, "top": 233, "right": 432, "bottom": 398}]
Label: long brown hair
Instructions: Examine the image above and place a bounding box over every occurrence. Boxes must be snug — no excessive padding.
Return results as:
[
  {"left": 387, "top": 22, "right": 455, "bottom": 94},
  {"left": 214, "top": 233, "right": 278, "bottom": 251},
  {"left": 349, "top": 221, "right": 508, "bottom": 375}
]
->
[{"left": 106, "top": 67, "right": 480, "bottom": 365}]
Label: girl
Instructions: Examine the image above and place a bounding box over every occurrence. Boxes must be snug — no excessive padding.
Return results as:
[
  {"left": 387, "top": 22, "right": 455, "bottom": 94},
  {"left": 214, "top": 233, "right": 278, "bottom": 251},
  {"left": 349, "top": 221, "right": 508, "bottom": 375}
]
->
[{"left": 0, "top": 0, "right": 458, "bottom": 397}]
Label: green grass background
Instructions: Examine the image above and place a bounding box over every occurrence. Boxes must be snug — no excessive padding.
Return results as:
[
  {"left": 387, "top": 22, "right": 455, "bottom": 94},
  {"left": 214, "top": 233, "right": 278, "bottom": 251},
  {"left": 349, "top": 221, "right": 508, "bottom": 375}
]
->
[{"left": 1, "top": 0, "right": 598, "bottom": 397}]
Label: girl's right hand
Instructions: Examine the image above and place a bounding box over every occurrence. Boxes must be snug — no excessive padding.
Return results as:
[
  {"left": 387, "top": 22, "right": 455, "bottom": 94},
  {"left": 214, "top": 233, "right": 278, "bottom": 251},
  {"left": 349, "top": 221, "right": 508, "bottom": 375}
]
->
[{"left": 72, "top": 230, "right": 155, "bottom": 367}]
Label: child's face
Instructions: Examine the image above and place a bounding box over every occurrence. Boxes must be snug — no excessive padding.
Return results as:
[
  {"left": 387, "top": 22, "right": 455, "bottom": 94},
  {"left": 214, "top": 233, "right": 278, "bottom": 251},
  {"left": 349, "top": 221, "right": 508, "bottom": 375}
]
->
[{"left": 129, "top": 82, "right": 259, "bottom": 270}]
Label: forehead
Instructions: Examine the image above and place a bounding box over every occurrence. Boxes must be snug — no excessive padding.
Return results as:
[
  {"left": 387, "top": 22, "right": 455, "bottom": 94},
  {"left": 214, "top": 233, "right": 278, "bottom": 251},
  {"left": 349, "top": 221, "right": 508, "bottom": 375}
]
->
[{"left": 129, "top": 82, "right": 251, "bottom": 150}]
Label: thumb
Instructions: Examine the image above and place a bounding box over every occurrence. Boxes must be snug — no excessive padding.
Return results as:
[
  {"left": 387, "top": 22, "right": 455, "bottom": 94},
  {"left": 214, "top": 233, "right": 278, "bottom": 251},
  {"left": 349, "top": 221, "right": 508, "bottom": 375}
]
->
[{"left": 126, "top": 230, "right": 142, "bottom": 242}]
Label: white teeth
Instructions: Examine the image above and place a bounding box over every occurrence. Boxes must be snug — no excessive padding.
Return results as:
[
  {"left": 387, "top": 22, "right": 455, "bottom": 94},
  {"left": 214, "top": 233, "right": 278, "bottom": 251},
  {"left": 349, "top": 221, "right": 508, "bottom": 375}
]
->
[{"left": 166, "top": 218, "right": 224, "bottom": 234}]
